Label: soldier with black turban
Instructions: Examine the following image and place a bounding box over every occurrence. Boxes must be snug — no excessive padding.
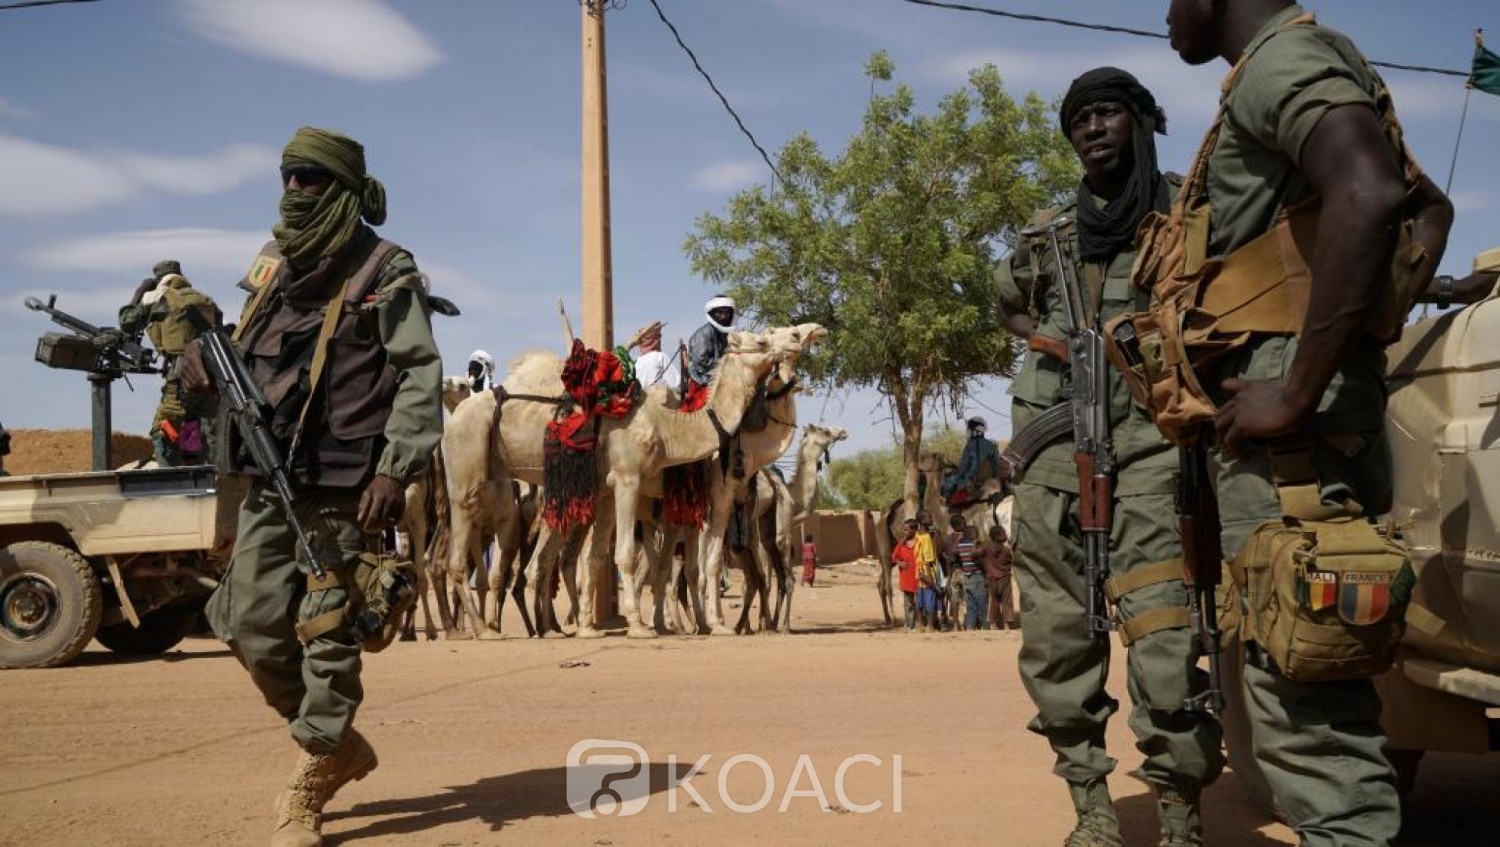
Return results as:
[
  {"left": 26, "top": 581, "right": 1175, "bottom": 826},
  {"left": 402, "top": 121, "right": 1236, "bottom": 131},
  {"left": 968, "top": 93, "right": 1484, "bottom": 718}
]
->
[
  {"left": 183, "top": 127, "right": 443, "bottom": 847},
  {"left": 996, "top": 69, "right": 1223, "bottom": 847}
]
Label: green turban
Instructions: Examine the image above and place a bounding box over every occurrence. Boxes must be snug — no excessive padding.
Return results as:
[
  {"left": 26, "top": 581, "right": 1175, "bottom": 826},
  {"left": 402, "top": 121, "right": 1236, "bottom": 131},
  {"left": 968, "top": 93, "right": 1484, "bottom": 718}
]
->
[{"left": 272, "top": 126, "right": 389, "bottom": 268}]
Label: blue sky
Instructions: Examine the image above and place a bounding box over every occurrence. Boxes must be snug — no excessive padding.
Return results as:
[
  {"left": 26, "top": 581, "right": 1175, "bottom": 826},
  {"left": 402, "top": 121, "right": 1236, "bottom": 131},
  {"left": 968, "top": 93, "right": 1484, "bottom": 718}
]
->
[{"left": 2, "top": 0, "right": 1497, "bottom": 457}]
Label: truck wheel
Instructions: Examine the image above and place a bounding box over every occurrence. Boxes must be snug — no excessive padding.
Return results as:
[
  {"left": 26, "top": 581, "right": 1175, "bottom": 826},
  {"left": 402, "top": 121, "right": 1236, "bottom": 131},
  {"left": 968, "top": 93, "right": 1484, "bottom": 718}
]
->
[
  {"left": 1220, "top": 631, "right": 1285, "bottom": 822},
  {"left": 0, "top": 542, "right": 103, "bottom": 669},
  {"left": 95, "top": 603, "right": 199, "bottom": 655}
]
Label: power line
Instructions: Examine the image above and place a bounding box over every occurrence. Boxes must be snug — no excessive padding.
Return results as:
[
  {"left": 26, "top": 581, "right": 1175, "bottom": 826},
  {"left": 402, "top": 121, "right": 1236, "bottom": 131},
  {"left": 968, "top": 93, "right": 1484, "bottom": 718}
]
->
[
  {"left": 901, "top": 0, "right": 1470, "bottom": 79},
  {"left": 645, "top": 0, "right": 785, "bottom": 187},
  {"left": 0, "top": 0, "right": 99, "bottom": 9}
]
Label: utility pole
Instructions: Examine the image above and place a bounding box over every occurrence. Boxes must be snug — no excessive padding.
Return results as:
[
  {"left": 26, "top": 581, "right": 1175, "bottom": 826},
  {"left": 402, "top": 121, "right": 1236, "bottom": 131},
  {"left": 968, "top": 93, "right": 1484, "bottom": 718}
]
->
[
  {"left": 581, "top": 0, "right": 618, "bottom": 624},
  {"left": 581, "top": 0, "right": 614, "bottom": 351}
]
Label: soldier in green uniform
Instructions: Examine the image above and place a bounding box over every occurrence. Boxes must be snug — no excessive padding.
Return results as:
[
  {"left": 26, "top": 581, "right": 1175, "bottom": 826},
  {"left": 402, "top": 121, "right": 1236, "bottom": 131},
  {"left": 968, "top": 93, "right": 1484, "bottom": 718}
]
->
[
  {"left": 182, "top": 127, "right": 443, "bottom": 847},
  {"left": 120, "top": 260, "right": 221, "bottom": 466},
  {"left": 1163, "top": 2, "right": 1454, "bottom": 845},
  {"left": 996, "top": 69, "right": 1223, "bottom": 847}
]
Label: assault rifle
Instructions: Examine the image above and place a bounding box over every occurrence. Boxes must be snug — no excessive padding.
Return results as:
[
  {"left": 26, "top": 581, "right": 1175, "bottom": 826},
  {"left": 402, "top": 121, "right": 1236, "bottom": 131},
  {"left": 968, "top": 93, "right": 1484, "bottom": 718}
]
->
[
  {"left": 1020, "top": 217, "right": 1116, "bottom": 641},
  {"left": 1179, "top": 441, "right": 1225, "bottom": 714},
  {"left": 186, "top": 312, "right": 328, "bottom": 579},
  {"left": 26, "top": 294, "right": 158, "bottom": 375}
]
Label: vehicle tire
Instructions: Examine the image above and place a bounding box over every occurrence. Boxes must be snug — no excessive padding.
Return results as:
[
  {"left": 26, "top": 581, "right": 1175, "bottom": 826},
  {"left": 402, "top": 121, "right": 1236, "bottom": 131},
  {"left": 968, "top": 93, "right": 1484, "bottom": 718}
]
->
[
  {"left": 0, "top": 542, "right": 103, "bottom": 669},
  {"left": 94, "top": 603, "right": 200, "bottom": 655},
  {"left": 1220, "top": 630, "right": 1285, "bottom": 822}
]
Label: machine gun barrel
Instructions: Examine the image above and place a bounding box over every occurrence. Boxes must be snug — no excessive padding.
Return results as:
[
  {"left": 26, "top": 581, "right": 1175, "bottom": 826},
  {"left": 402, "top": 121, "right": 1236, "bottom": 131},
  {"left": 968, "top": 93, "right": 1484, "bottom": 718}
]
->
[
  {"left": 189, "top": 315, "right": 328, "bottom": 579},
  {"left": 25, "top": 294, "right": 157, "bottom": 373}
]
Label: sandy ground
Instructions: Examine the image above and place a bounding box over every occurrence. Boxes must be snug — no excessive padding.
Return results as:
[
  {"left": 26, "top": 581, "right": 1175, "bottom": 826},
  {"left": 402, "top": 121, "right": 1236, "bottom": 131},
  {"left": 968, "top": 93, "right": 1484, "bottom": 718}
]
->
[{"left": 1, "top": 559, "right": 1496, "bottom": 847}]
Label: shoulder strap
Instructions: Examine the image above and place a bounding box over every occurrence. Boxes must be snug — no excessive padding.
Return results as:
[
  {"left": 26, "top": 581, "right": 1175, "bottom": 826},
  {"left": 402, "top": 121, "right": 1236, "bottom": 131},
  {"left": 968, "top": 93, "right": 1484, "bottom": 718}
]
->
[{"left": 287, "top": 238, "right": 403, "bottom": 459}]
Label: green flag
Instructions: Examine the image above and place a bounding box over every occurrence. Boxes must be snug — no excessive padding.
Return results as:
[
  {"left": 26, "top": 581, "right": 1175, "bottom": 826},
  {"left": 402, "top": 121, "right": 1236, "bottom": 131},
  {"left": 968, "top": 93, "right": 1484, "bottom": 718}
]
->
[{"left": 1472, "top": 41, "right": 1500, "bottom": 96}]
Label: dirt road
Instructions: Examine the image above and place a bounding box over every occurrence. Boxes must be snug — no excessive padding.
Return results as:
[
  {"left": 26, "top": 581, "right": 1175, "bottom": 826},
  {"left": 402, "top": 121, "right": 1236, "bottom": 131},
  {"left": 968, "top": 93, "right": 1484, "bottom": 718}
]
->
[{"left": 1, "top": 560, "right": 1494, "bottom": 846}]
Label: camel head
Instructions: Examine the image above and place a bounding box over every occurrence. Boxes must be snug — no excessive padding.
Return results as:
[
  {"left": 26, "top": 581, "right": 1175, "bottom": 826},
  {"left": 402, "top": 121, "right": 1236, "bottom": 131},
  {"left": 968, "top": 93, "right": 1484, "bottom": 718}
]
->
[
  {"left": 763, "top": 322, "right": 827, "bottom": 385},
  {"left": 803, "top": 423, "right": 849, "bottom": 469},
  {"left": 722, "top": 330, "right": 787, "bottom": 388},
  {"left": 441, "top": 376, "right": 473, "bottom": 414}
]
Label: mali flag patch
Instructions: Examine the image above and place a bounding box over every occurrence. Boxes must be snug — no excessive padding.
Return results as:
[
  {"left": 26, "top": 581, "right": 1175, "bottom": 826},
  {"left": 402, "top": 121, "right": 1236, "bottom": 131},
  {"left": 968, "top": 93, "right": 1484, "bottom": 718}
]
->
[
  {"left": 1338, "top": 571, "right": 1392, "bottom": 626},
  {"left": 1302, "top": 570, "right": 1337, "bottom": 612},
  {"left": 246, "top": 254, "right": 281, "bottom": 291}
]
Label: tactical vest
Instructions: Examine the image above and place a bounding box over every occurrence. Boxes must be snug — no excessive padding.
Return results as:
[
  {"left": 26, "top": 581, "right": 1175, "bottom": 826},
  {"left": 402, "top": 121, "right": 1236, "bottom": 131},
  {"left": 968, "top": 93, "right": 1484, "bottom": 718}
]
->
[
  {"left": 1102, "top": 12, "right": 1427, "bottom": 446},
  {"left": 146, "top": 277, "right": 220, "bottom": 356},
  {"left": 235, "top": 234, "right": 402, "bottom": 488}
]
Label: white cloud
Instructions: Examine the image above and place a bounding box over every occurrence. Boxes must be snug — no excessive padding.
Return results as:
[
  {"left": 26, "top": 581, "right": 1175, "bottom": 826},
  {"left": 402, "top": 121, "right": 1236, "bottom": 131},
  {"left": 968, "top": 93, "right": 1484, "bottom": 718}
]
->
[
  {"left": 690, "top": 160, "right": 764, "bottom": 192},
  {"left": 20, "top": 228, "right": 269, "bottom": 276},
  {"left": 917, "top": 44, "right": 1222, "bottom": 128},
  {"left": 0, "top": 134, "right": 277, "bottom": 218},
  {"left": 177, "top": 0, "right": 442, "bottom": 82},
  {"left": 113, "top": 143, "right": 277, "bottom": 195},
  {"left": 0, "top": 135, "right": 137, "bottom": 216}
]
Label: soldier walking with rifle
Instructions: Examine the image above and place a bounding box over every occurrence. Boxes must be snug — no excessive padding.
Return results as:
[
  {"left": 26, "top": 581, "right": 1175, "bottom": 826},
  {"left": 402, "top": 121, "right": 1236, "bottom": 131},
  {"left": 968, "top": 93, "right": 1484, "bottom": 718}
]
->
[
  {"left": 182, "top": 126, "right": 443, "bottom": 847},
  {"left": 996, "top": 69, "right": 1223, "bottom": 847}
]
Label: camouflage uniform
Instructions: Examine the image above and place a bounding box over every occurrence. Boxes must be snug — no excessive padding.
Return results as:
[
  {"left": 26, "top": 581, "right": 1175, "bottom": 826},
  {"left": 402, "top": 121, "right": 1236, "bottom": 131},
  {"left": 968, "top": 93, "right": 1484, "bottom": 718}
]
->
[
  {"left": 1198, "top": 6, "right": 1403, "bottom": 844},
  {"left": 119, "top": 266, "right": 220, "bottom": 467},
  {"left": 997, "top": 181, "right": 1224, "bottom": 817}
]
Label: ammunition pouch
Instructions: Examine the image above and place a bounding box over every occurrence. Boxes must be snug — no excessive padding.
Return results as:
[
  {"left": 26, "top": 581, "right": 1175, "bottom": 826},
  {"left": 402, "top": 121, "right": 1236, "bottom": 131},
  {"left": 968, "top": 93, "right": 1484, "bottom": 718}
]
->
[
  {"left": 1230, "top": 514, "right": 1412, "bottom": 682},
  {"left": 1101, "top": 11, "right": 1428, "bottom": 446},
  {"left": 294, "top": 550, "right": 418, "bottom": 653}
]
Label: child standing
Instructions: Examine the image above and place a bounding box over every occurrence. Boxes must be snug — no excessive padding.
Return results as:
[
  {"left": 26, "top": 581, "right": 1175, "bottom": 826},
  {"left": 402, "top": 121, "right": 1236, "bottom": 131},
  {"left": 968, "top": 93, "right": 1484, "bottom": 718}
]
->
[
  {"left": 800, "top": 533, "right": 819, "bottom": 587},
  {"left": 891, "top": 519, "right": 920, "bottom": 631}
]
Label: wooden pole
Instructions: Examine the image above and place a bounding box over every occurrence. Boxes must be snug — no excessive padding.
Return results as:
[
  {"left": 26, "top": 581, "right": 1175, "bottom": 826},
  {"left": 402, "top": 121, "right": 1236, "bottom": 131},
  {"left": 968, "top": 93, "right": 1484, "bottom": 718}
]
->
[
  {"left": 581, "top": 0, "right": 614, "bottom": 351},
  {"left": 581, "top": 0, "right": 618, "bottom": 624}
]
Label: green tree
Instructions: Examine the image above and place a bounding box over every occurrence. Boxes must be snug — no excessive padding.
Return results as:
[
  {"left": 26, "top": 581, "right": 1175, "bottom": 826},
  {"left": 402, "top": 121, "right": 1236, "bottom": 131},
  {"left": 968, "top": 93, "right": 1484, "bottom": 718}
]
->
[
  {"left": 686, "top": 53, "right": 1077, "bottom": 516},
  {"left": 823, "top": 426, "right": 969, "bottom": 510}
]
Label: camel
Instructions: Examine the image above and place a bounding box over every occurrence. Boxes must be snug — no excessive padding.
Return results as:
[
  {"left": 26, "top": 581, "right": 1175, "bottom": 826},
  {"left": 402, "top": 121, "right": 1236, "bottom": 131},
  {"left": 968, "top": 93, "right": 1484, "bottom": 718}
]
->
[
  {"left": 723, "top": 423, "right": 849, "bottom": 634},
  {"left": 396, "top": 376, "right": 476, "bottom": 641},
  {"left": 497, "top": 329, "right": 791, "bottom": 638},
  {"left": 631, "top": 324, "right": 828, "bottom": 636}
]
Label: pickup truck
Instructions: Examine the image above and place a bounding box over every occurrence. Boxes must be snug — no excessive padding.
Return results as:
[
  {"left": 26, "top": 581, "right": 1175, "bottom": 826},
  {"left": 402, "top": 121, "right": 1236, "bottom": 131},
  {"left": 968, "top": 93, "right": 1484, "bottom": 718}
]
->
[
  {"left": 1222, "top": 247, "right": 1500, "bottom": 810},
  {"left": 0, "top": 466, "right": 244, "bottom": 669}
]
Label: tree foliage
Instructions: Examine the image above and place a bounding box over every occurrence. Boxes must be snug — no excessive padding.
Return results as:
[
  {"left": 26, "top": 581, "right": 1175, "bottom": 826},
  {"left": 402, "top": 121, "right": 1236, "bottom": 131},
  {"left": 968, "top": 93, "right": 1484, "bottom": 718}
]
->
[{"left": 685, "top": 53, "right": 1078, "bottom": 513}]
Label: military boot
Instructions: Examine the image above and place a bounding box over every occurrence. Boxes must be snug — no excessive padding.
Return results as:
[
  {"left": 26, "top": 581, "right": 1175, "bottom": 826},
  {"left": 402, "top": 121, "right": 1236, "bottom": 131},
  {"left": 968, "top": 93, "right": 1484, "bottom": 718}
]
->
[
  {"left": 1064, "top": 779, "right": 1123, "bottom": 847},
  {"left": 270, "top": 730, "right": 379, "bottom": 847},
  {"left": 1155, "top": 784, "right": 1203, "bottom": 847}
]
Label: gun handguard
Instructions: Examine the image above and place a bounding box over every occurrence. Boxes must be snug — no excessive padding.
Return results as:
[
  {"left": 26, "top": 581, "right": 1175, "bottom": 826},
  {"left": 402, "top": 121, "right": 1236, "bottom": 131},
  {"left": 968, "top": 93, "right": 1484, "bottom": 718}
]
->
[
  {"left": 192, "top": 320, "right": 329, "bottom": 579},
  {"left": 1027, "top": 333, "right": 1070, "bottom": 363}
]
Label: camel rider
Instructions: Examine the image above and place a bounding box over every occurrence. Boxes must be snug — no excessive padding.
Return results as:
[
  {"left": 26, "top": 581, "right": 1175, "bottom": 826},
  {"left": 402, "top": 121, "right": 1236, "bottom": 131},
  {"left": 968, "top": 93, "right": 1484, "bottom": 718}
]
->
[
  {"left": 628, "top": 320, "right": 679, "bottom": 390},
  {"left": 121, "top": 260, "right": 221, "bottom": 467},
  {"left": 182, "top": 126, "right": 443, "bottom": 847},
  {"left": 687, "top": 295, "right": 736, "bottom": 390},
  {"left": 941, "top": 416, "right": 1001, "bottom": 501},
  {"left": 467, "top": 349, "right": 495, "bottom": 394}
]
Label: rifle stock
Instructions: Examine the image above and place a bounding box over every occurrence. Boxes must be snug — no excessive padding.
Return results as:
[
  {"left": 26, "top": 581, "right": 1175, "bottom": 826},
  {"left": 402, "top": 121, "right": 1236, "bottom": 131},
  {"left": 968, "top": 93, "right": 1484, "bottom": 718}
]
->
[
  {"left": 1179, "top": 442, "right": 1225, "bottom": 714},
  {"left": 191, "top": 317, "right": 328, "bottom": 579}
]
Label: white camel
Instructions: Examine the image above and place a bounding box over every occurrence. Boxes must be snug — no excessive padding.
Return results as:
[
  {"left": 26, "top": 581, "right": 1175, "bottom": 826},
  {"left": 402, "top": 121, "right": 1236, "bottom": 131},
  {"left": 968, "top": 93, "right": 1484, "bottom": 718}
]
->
[{"left": 495, "top": 329, "right": 789, "bottom": 638}]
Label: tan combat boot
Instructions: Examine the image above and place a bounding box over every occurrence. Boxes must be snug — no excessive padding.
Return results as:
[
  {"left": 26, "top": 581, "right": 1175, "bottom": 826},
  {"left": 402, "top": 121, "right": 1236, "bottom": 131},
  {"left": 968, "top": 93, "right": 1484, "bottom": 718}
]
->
[
  {"left": 1064, "top": 779, "right": 1124, "bottom": 847},
  {"left": 270, "top": 730, "right": 379, "bottom": 847},
  {"left": 1155, "top": 784, "right": 1203, "bottom": 847}
]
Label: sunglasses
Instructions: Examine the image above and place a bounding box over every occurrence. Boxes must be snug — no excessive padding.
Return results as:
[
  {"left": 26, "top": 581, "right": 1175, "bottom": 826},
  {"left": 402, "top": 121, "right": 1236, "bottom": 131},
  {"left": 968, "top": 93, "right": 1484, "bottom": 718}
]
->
[{"left": 280, "top": 164, "right": 333, "bottom": 187}]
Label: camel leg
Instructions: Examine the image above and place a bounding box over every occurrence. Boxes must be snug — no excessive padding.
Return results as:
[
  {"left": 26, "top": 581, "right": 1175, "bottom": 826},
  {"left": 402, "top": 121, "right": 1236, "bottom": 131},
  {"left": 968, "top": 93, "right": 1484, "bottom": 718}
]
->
[
  {"left": 680, "top": 527, "right": 707, "bottom": 634},
  {"left": 524, "top": 521, "right": 563, "bottom": 638},
  {"left": 640, "top": 525, "right": 673, "bottom": 634},
  {"left": 574, "top": 521, "right": 609, "bottom": 639},
  {"left": 750, "top": 530, "right": 775, "bottom": 634},
  {"left": 610, "top": 479, "right": 655, "bottom": 639},
  {"left": 699, "top": 488, "right": 735, "bottom": 636}
]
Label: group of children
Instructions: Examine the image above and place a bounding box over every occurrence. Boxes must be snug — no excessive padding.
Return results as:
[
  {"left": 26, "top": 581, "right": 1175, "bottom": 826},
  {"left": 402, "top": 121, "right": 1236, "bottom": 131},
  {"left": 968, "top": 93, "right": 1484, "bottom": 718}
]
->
[{"left": 891, "top": 511, "right": 1017, "bottom": 633}]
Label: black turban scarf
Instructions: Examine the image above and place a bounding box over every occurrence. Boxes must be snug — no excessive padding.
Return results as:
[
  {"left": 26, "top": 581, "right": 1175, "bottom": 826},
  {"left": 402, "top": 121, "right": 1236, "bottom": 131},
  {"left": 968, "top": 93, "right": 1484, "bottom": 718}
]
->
[{"left": 1059, "top": 67, "right": 1169, "bottom": 263}]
